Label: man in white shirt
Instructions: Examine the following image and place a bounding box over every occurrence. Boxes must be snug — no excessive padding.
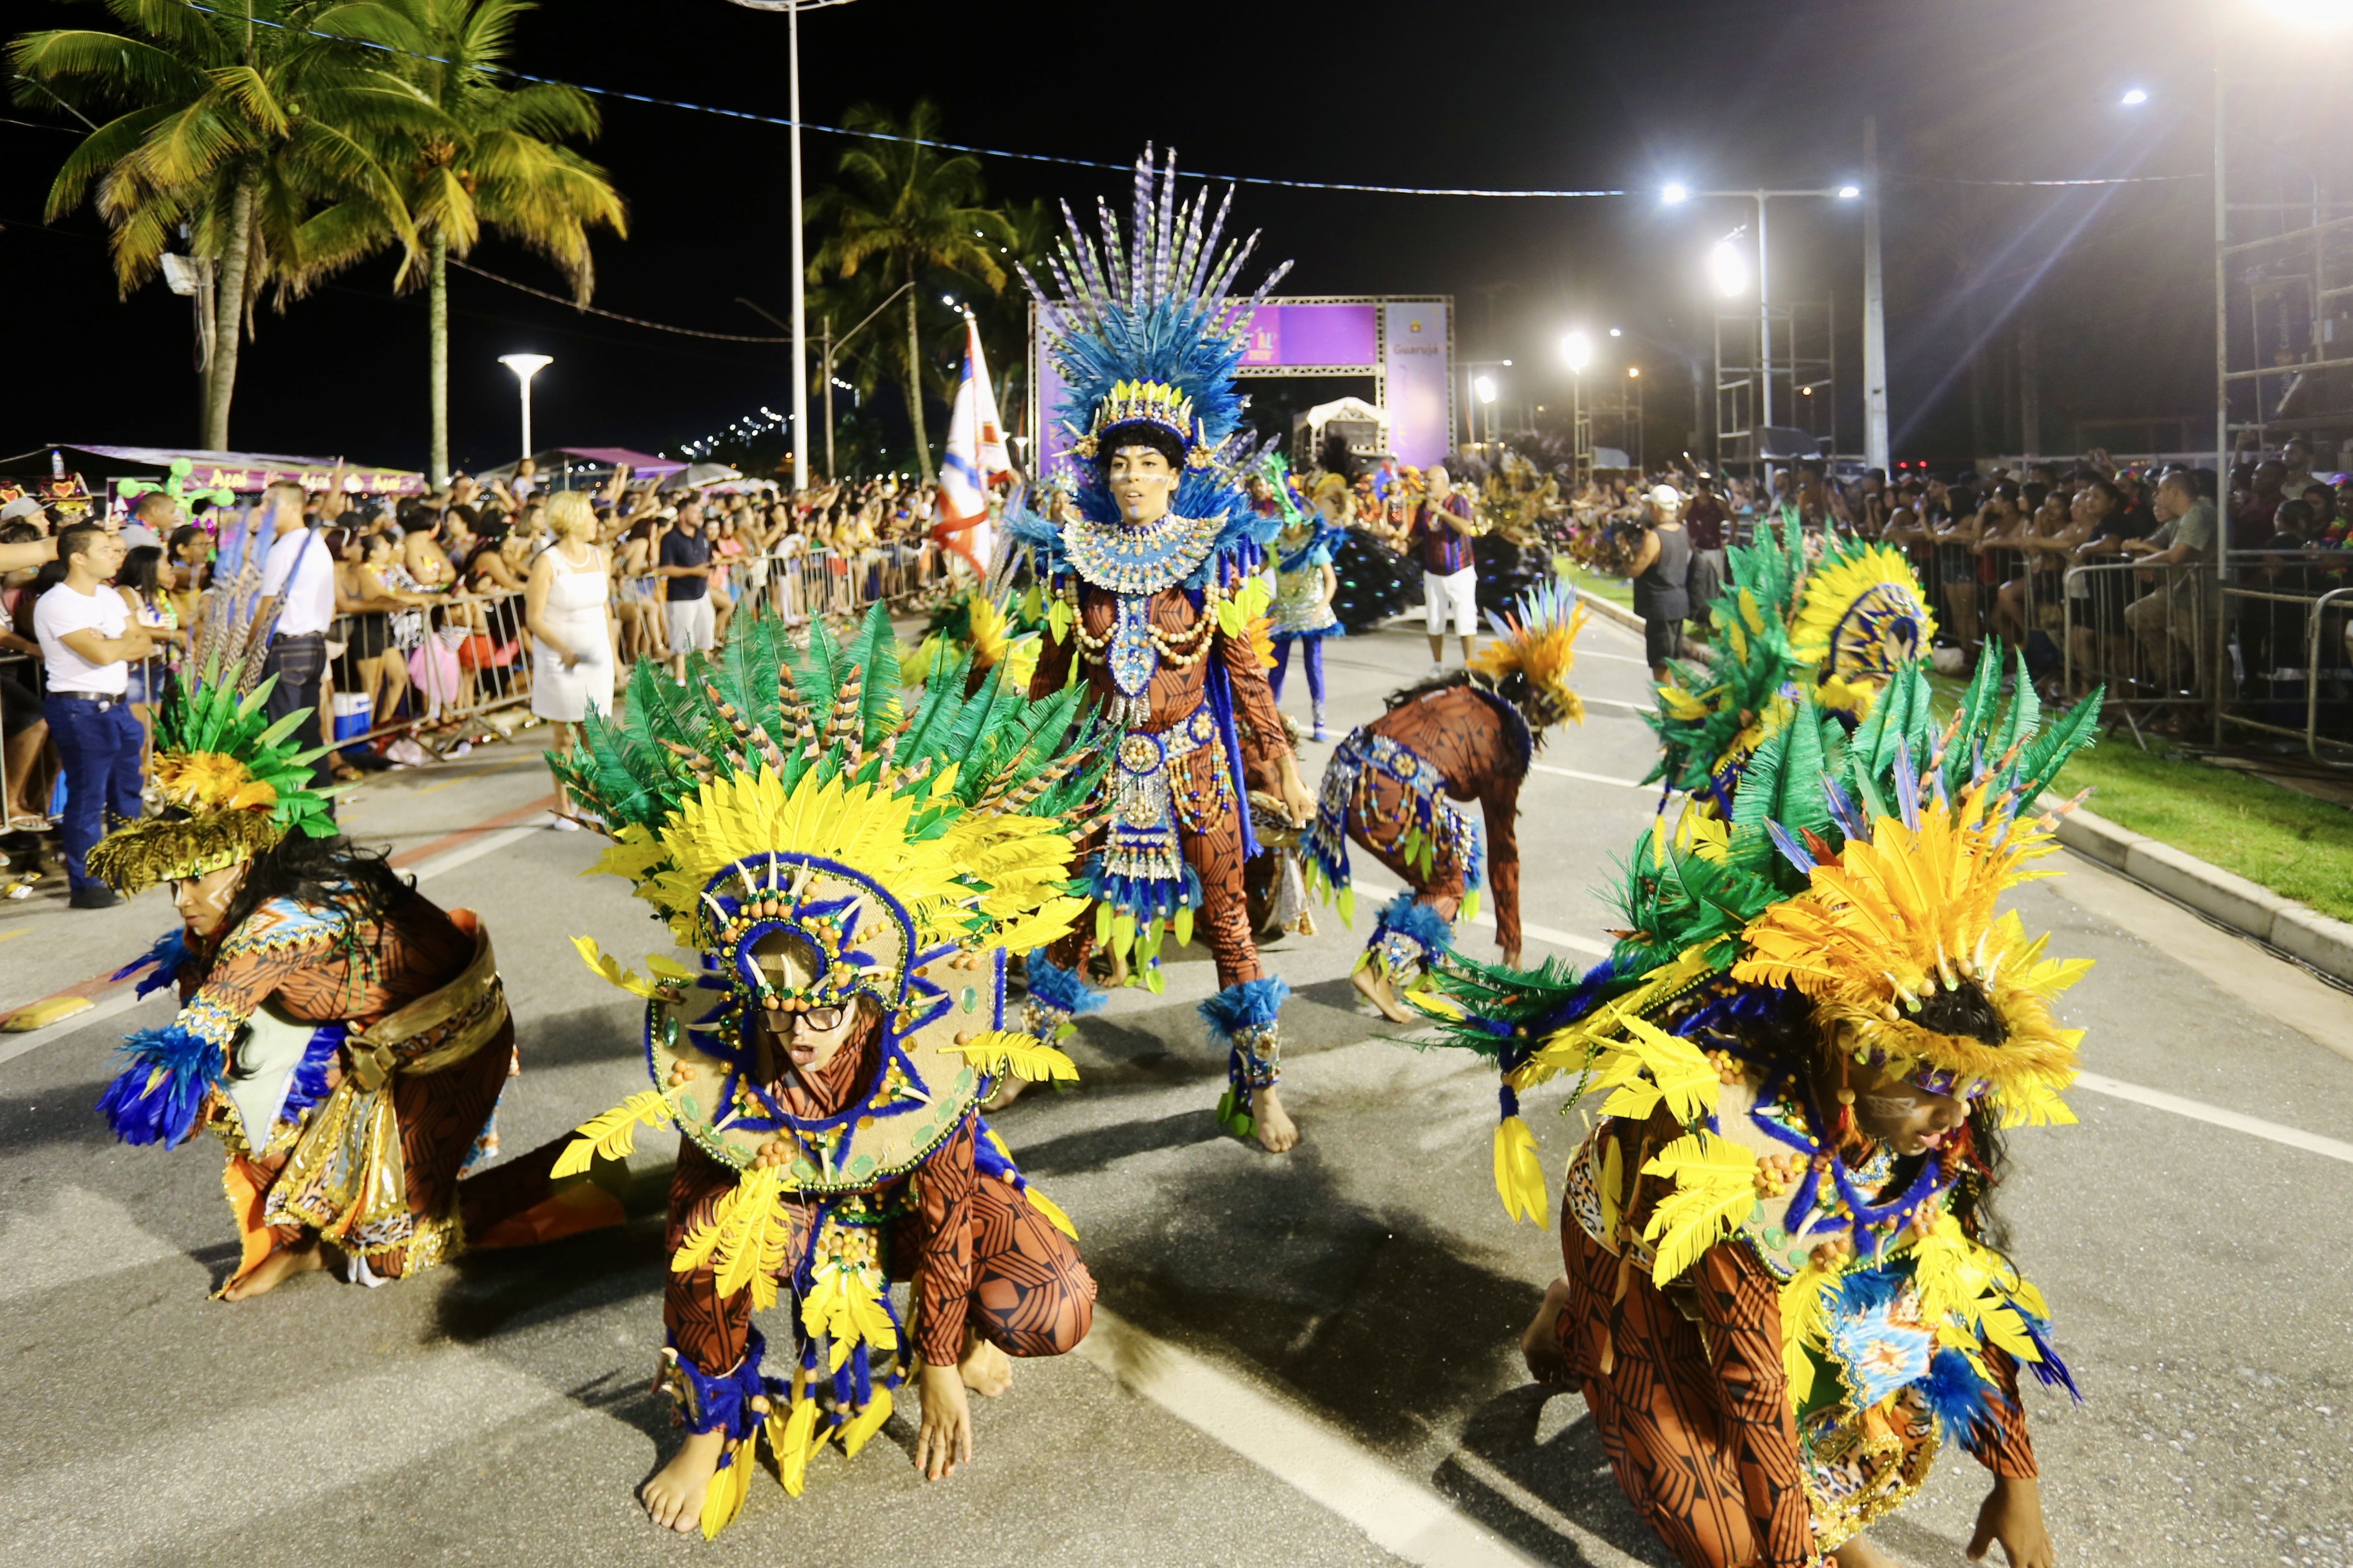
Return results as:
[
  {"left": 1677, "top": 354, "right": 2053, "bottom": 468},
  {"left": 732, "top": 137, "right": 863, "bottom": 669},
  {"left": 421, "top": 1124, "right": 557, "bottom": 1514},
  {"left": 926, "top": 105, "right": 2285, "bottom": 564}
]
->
[
  {"left": 254, "top": 480, "right": 340, "bottom": 798},
  {"left": 34, "top": 524, "right": 153, "bottom": 908}
]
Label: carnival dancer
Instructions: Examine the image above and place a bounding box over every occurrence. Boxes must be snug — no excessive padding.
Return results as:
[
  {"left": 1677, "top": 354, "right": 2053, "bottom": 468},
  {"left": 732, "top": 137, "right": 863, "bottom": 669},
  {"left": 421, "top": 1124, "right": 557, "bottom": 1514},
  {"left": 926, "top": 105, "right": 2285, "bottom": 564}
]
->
[
  {"left": 1265, "top": 467, "right": 1345, "bottom": 740},
  {"left": 549, "top": 605, "right": 1103, "bottom": 1538},
  {"left": 1409, "top": 657, "right": 2098, "bottom": 1568},
  {"left": 1407, "top": 462, "right": 1482, "bottom": 672},
  {"left": 1300, "top": 583, "right": 1586, "bottom": 1024},
  {"left": 1006, "top": 149, "right": 1318, "bottom": 1153},
  {"left": 1650, "top": 511, "right": 1937, "bottom": 816},
  {"left": 87, "top": 643, "right": 619, "bottom": 1299}
]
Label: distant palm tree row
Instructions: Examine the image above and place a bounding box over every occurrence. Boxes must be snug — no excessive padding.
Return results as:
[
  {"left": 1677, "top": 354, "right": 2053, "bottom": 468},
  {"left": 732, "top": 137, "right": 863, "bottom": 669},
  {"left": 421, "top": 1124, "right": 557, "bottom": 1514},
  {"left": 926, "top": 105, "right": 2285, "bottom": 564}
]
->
[
  {"left": 12, "top": 3, "right": 1043, "bottom": 484},
  {"left": 11, "top": 0, "right": 623, "bottom": 481}
]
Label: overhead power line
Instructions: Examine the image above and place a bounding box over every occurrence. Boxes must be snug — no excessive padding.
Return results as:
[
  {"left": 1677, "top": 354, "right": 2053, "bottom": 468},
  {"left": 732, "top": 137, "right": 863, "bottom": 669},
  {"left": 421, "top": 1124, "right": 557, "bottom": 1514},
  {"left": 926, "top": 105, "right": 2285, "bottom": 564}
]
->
[{"left": 448, "top": 257, "right": 791, "bottom": 341}]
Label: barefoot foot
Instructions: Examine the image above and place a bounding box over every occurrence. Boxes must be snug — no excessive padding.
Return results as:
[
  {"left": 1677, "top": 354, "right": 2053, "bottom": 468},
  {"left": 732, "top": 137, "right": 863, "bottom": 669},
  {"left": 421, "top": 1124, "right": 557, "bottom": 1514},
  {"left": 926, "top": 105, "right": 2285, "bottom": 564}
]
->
[
  {"left": 221, "top": 1237, "right": 330, "bottom": 1300},
  {"left": 958, "top": 1333, "right": 1013, "bottom": 1398},
  {"left": 642, "top": 1428, "right": 726, "bottom": 1535},
  {"left": 981, "top": 1073, "right": 1032, "bottom": 1113},
  {"left": 1350, "top": 964, "right": 1418, "bottom": 1025},
  {"left": 1251, "top": 1085, "right": 1299, "bottom": 1153},
  {"left": 1521, "top": 1277, "right": 1574, "bottom": 1386},
  {"left": 1830, "top": 1532, "right": 1902, "bottom": 1568}
]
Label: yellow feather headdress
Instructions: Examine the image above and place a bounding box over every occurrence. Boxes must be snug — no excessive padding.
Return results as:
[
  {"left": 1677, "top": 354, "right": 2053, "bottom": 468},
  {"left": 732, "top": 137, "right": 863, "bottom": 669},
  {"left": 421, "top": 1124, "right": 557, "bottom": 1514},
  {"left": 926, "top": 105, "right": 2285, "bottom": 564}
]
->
[{"left": 1469, "top": 580, "right": 1589, "bottom": 729}]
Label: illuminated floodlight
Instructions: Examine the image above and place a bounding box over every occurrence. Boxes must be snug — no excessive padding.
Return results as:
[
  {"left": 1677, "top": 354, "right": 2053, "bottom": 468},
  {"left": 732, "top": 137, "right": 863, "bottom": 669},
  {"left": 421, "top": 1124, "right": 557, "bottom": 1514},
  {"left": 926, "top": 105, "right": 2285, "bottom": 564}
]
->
[
  {"left": 1609, "top": 327, "right": 1623, "bottom": 337},
  {"left": 2249, "top": 1, "right": 2353, "bottom": 30},
  {"left": 1563, "top": 331, "right": 1592, "bottom": 373},
  {"left": 1475, "top": 375, "right": 1498, "bottom": 405},
  {"left": 1709, "top": 239, "right": 1749, "bottom": 297},
  {"left": 1837, "top": 184, "right": 1862, "bottom": 199},
  {"left": 1627, "top": 366, "right": 1641, "bottom": 378},
  {"left": 1662, "top": 182, "right": 1689, "bottom": 204}
]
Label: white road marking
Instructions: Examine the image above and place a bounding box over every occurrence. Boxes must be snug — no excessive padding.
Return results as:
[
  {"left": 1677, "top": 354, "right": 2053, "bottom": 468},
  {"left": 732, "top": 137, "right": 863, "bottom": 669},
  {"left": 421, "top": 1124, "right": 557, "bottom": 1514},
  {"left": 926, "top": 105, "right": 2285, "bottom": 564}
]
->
[
  {"left": 2072, "top": 1071, "right": 2353, "bottom": 1165},
  {"left": 1529, "top": 761, "right": 1653, "bottom": 791},
  {"left": 0, "top": 816, "right": 551, "bottom": 1065},
  {"left": 1580, "top": 695, "right": 1658, "bottom": 716},
  {"left": 1353, "top": 881, "right": 1613, "bottom": 957},
  {"left": 1076, "top": 1305, "right": 1548, "bottom": 1568}
]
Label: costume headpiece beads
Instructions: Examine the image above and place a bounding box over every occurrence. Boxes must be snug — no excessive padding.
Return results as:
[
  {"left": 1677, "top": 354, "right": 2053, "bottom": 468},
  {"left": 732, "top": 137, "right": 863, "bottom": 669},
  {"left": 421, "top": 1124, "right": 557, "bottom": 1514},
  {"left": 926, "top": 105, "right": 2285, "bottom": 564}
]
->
[{"left": 1075, "top": 379, "right": 1207, "bottom": 465}]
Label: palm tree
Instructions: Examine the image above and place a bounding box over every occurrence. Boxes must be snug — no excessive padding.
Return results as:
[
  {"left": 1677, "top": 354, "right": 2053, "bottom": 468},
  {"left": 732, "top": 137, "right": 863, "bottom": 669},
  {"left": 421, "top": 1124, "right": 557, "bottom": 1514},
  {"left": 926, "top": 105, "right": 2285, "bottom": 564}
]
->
[
  {"left": 316, "top": 0, "right": 625, "bottom": 484},
  {"left": 12, "top": 0, "right": 427, "bottom": 448},
  {"left": 808, "top": 101, "right": 1012, "bottom": 487}
]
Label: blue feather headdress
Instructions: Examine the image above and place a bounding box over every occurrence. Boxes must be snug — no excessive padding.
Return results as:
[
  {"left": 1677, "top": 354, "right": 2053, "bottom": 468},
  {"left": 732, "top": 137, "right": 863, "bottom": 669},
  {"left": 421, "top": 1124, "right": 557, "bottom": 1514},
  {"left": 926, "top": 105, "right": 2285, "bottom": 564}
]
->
[{"left": 1014, "top": 147, "right": 1295, "bottom": 590}]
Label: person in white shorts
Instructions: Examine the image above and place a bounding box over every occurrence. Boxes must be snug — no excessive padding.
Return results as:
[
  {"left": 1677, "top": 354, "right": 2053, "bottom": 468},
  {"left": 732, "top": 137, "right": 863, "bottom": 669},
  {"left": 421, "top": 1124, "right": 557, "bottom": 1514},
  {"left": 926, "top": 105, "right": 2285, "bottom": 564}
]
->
[
  {"left": 657, "top": 498, "right": 716, "bottom": 678},
  {"left": 1406, "top": 463, "right": 1479, "bottom": 671}
]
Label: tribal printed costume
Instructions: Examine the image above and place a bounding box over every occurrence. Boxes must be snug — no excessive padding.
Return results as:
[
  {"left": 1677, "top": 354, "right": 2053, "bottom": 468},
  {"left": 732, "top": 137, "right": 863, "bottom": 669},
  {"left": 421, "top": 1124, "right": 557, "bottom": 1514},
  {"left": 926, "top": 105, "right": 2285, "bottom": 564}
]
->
[
  {"left": 90, "top": 645, "right": 603, "bottom": 1292},
  {"left": 1005, "top": 148, "right": 1302, "bottom": 1137},
  {"left": 1302, "top": 583, "right": 1587, "bottom": 992},
  {"left": 551, "top": 605, "right": 1102, "bottom": 1537},
  {"left": 1650, "top": 512, "right": 1936, "bottom": 815},
  {"left": 1412, "top": 657, "right": 2101, "bottom": 1566}
]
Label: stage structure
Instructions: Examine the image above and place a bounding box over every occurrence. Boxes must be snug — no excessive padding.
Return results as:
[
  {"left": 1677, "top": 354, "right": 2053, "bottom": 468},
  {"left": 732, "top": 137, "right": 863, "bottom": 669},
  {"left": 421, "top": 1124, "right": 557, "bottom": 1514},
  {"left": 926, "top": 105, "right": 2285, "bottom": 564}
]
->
[{"left": 1030, "top": 296, "right": 1454, "bottom": 476}]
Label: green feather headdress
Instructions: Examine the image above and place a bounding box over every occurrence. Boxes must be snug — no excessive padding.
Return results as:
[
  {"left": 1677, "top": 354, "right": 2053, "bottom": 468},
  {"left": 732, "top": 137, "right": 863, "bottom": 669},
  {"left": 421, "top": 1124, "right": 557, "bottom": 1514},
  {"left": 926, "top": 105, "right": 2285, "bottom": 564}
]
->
[{"left": 87, "top": 653, "right": 342, "bottom": 895}]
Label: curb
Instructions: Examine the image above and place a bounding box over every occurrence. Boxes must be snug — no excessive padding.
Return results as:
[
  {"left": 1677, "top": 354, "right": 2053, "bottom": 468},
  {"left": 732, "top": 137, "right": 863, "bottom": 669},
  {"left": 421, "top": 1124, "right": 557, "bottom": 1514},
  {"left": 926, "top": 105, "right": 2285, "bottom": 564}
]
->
[
  {"left": 1569, "top": 586, "right": 1716, "bottom": 666},
  {"left": 2039, "top": 796, "right": 2353, "bottom": 987}
]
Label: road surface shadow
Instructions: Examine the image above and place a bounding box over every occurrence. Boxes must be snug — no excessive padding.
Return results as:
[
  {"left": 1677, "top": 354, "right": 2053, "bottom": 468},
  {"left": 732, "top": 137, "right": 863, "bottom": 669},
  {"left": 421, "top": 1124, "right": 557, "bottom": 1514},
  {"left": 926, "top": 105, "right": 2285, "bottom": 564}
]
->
[{"left": 1004, "top": 1107, "right": 1227, "bottom": 1178}]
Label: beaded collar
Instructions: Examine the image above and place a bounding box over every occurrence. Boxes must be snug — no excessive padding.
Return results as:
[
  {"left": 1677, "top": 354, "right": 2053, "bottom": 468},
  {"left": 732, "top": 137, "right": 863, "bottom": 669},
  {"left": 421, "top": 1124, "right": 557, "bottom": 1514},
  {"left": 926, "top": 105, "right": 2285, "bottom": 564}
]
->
[{"left": 1062, "top": 510, "right": 1227, "bottom": 596}]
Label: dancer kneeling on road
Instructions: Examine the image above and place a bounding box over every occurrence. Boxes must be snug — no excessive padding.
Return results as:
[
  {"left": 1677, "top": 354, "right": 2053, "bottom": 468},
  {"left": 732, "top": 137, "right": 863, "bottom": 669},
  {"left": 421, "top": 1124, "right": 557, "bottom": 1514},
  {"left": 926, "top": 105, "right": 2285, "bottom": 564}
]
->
[
  {"left": 550, "top": 606, "right": 1101, "bottom": 1538},
  {"left": 1301, "top": 582, "right": 1587, "bottom": 1022},
  {"left": 89, "top": 637, "right": 620, "bottom": 1299}
]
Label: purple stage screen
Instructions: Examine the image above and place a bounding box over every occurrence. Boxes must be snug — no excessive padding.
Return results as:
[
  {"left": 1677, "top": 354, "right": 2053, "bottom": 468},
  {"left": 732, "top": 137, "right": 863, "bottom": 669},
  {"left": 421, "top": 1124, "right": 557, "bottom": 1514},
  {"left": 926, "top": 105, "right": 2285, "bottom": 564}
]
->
[{"left": 1239, "top": 303, "right": 1379, "bottom": 369}]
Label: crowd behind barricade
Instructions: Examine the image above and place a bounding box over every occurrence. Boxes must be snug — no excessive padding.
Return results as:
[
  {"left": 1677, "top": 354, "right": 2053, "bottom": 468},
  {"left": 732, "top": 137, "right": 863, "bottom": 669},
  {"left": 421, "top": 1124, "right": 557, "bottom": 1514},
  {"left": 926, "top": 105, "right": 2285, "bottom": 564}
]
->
[
  {"left": 0, "top": 462, "right": 958, "bottom": 905},
  {"left": 1429, "top": 443, "right": 2352, "bottom": 749}
]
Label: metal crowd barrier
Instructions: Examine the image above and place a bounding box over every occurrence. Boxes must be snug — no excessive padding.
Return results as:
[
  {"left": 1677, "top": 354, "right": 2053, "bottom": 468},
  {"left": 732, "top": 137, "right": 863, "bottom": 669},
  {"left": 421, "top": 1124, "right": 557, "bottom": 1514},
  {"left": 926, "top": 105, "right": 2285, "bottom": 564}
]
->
[
  {"left": 2219, "top": 571, "right": 2353, "bottom": 764},
  {"left": 2061, "top": 560, "right": 2221, "bottom": 735},
  {"left": 0, "top": 535, "right": 966, "bottom": 826}
]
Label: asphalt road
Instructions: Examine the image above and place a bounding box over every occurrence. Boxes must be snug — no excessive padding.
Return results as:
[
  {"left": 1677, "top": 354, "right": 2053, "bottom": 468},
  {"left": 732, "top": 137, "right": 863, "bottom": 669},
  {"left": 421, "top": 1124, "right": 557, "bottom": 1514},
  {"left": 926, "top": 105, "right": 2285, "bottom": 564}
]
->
[{"left": 2, "top": 616, "right": 2348, "bottom": 1568}]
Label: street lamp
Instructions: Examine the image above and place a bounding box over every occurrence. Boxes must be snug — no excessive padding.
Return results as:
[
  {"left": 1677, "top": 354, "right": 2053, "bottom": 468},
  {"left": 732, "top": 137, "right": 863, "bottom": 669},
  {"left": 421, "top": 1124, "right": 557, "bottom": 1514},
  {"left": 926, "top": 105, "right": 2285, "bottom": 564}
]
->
[
  {"left": 1475, "top": 374, "right": 1499, "bottom": 452},
  {"left": 1562, "top": 332, "right": 1592, "bottom": 373},
  {"left": 726, "top": 0, "right": 864, "bottom": 492},
  {"left": 1709, "top": 239, "right": 1749, "bottom": 298},
  {"left": 1627, "top": 367, "right": 1645, "bottom": 472},
  {"left": 1662, "top": 183, "right": 1689, "bottom": 205},
  {"left": 497, "top": 354, "right": 552, "bottom": 467},
  {"left": 2120, "top": 87, "right": 2149, "bottom": 105}
]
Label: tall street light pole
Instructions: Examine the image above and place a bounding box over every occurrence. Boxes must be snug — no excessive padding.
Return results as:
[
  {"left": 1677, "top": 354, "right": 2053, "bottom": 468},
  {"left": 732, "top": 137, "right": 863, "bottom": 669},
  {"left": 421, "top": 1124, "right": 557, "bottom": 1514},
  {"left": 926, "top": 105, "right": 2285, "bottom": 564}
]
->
[
  {"left": 1862, "top": 119, "right": 1890, "bottom": 474},
  {"left": 497, "top": 354, "right": 552, "bottom": 467},
  {"left": 729, "top": 1, "right": 861, "bottom": 494},
  {"left": 1667, "top": 181, "right": 1860, "bottom": 468}
]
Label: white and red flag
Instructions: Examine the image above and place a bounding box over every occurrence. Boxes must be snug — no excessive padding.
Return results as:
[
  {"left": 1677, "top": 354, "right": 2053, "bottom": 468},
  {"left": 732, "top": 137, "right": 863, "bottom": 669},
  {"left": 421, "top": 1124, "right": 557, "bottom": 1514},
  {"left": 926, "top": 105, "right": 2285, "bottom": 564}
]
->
[{"left": 932, "top": 311, "right": 1011, "bottom": 573}]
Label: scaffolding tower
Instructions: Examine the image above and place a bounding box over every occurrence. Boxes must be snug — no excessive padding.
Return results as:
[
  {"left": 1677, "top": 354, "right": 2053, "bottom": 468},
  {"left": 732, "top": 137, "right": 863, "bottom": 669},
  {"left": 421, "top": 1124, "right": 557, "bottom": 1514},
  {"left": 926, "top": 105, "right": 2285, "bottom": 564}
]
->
[{"left": 1714, "top": 296, "right": 1837, "bottom": 477}]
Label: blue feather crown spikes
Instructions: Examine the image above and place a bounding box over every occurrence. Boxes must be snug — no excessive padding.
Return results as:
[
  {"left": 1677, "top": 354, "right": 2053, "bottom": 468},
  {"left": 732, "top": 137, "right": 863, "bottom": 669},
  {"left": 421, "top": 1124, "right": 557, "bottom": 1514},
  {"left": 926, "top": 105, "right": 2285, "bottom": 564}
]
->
[{"left": 1019, "top": 145, "right": 1294, "bottom": 551}]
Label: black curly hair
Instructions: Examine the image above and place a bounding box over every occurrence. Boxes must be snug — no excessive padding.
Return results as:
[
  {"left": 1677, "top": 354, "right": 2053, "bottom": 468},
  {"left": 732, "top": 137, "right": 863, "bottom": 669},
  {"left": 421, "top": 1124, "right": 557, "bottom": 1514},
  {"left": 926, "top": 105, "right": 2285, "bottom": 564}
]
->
[{"left": 1094, "top": 422, "right": 1188, "bottom": 474}]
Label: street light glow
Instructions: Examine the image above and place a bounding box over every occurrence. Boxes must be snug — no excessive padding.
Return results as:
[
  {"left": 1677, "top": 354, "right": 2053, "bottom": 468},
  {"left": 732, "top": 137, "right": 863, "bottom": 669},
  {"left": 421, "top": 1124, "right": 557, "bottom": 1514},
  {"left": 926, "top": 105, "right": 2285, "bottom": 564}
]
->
[
  {"left": 1563, "top": 331, "right": 1592, "bottom": 373},
  {"left": 2250, "top": 0, "right": 2353, "bottom": 29},
  {"left": 1662, "top": 183, "right": 1689, "bottom": 204},
  {"left": 1837, "top": 184, "right": 1861, "bottom": 199},
  {"left": 1627, "top": 366, "right": 1641, "bottom": 378},
  {"left": 1609, "top": 327, "right": 1623, "bottom": 337},
  {"left": 1709, "top": 239, "right": 1749, "bottom": 297},
  {"left": 1474, "top": 375, "right": 1498, "bottom": 405}
]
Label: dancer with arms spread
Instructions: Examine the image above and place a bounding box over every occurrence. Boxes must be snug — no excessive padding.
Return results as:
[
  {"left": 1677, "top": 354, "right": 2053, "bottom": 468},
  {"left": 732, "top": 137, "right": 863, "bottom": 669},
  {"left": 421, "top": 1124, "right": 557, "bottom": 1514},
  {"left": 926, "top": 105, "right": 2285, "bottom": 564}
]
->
[{"left": 1009, "top": 150, "right": 1318, "bottom": 1153}]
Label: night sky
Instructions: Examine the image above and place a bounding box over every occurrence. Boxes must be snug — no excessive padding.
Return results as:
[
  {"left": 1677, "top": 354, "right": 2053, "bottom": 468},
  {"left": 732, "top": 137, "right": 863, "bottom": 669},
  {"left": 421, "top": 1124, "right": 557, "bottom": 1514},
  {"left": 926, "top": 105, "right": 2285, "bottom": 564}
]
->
[{"left": 4, "top": 0, "right": 2221, "bottom": 478}]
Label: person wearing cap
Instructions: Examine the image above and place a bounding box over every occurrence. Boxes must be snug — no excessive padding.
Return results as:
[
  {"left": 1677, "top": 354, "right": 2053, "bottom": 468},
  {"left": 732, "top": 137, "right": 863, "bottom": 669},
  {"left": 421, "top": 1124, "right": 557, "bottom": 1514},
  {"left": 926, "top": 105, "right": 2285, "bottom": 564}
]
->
[
  {"left": 1406, "top": 463, "right": 1480, "bottom": 672},
  {"left": 0, "top": 497, "right": 60, "bottom": 572},
  {"left": 34, "top": 523, "right": 154, "bottom": 907},
  {"left": 1628, "top": 483, "right": 1691, "bottom": 682}
]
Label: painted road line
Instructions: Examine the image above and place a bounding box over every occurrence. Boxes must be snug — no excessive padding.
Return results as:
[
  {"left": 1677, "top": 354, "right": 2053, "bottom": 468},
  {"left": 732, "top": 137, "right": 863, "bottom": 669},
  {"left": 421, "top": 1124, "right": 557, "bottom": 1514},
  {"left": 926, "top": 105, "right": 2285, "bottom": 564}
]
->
[
  {"left": 0, "top": 988, "right": 147, "bottom": 1069},
  {"left": 1352, "top": 881, "right": 1613, "bottom": 958},
  {"left": 1077, "top": 1306, "right": 1546, "bottom": 1568},
  {"left": 1529, "top": 761, "right": 1652, "bottom": 791},
  {"left": 404, "top": 818, "right": 549, "bottom": 882},
  {"left": 2073, "top": 1071, "right": 2353, "bottom": 1165},
  {"left": 1580, "top": 695, "right": 1658, "bottom": 716}
]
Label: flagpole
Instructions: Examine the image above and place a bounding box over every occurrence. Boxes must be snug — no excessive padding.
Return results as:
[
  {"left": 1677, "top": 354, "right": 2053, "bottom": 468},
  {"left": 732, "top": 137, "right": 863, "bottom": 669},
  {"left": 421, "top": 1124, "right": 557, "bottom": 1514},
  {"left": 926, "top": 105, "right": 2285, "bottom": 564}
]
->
[{"left": 787, "top": 0, "right": 808, "bottom": 491}]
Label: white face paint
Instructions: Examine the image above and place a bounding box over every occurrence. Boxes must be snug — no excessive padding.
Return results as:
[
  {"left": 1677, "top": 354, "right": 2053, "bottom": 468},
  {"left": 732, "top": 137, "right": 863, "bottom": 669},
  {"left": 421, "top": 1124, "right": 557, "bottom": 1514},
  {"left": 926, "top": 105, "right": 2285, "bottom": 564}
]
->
[{"left": 172, "top": 861, "right": 249, "bottom": 940}]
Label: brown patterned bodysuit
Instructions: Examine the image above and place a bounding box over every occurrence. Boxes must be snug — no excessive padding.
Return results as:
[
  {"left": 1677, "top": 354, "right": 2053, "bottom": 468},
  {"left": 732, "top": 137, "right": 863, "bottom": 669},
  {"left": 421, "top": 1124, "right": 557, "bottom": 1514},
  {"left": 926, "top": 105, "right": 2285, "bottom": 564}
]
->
[
  {"left": 1557, "top": 1106, "right": 2037, "bottom": 1568},
  {"left": 172, "top": 891, "right": 589, "bottom": 1285},
  {"left": 663, "top": 1021, "right": 1096, "bottom": 1379},
  {"left": 1351, "top": 681, "right": 1529, "bottom": 956},
  {"left": 1030, "top": 583, "right": 1292, "bottom": 1002}
]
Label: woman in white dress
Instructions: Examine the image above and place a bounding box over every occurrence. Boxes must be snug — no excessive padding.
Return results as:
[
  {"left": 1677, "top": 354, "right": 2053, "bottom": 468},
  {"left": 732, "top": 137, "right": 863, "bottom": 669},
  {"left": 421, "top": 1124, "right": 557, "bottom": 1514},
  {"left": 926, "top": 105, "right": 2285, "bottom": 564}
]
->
[{"left": 523, "top": 491, "right": 619, "bottom": 829}]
